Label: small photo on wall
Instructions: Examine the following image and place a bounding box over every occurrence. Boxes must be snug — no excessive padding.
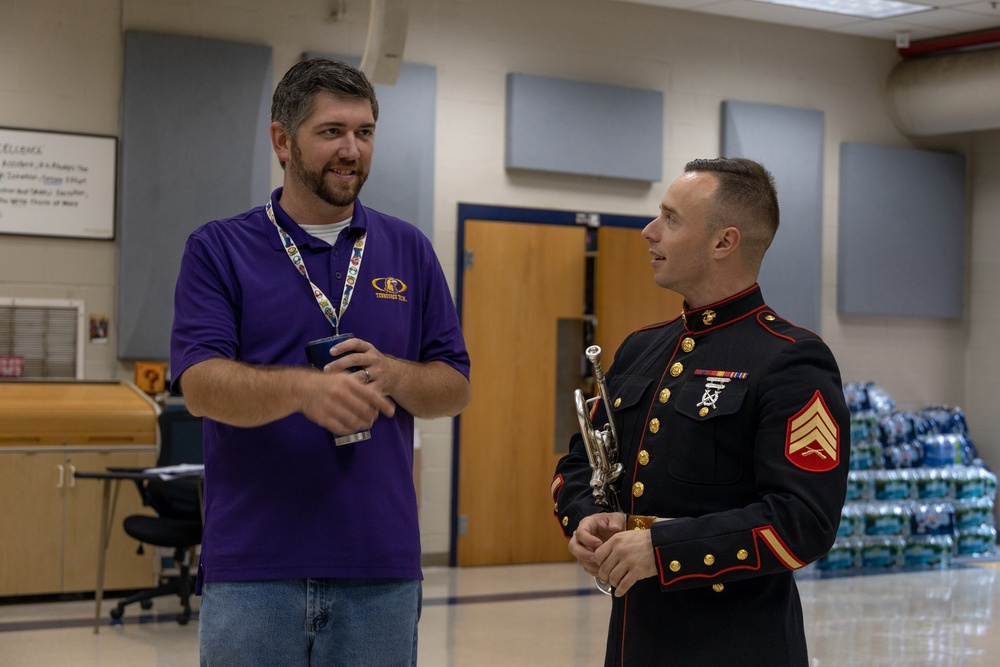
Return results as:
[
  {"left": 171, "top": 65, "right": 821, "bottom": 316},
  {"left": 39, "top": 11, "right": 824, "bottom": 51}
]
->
[{"left": 89, "top": 314, "right": 109, "bottom": 343}]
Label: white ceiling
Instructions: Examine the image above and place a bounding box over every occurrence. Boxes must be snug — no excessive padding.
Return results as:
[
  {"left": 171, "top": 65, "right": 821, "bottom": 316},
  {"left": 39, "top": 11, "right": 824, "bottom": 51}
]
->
[{"left": 612, "top": 0, "right": 1000, "bottom": 43}]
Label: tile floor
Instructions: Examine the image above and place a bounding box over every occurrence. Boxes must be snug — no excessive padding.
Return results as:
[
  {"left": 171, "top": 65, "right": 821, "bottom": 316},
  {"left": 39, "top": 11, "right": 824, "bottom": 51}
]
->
[{"left": 1, "top": 561, "right": 998, "bottom": 666}]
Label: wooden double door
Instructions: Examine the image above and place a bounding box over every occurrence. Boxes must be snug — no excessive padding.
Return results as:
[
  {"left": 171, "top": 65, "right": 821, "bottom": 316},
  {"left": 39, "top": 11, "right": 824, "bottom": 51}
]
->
[{"left": 455, "top": 207, "right": 683, "bottom": 566}]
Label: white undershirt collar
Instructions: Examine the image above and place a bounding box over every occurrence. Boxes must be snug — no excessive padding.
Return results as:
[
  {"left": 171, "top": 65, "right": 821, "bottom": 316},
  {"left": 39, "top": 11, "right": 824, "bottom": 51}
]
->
[{"left": 298, "top": 217, "right": 352, "bottom": 245}]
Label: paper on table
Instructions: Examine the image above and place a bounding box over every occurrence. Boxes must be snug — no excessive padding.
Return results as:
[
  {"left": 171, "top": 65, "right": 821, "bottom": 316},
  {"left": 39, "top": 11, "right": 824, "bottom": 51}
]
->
[{"left": 145, "top": 463, "right": 205, "bottom": 480}]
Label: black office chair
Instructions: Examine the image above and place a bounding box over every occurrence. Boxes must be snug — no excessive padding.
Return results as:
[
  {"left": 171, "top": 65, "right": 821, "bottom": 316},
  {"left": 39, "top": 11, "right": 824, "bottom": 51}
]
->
[{"left": 110, "top": 408, "right": 204, "bottom": 625}]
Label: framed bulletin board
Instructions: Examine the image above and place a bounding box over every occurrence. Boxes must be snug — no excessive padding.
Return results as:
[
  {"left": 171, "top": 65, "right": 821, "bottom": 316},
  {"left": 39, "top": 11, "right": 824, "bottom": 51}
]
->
[{"left": 0, "top": 127, "right": 117, "bottom": 240}]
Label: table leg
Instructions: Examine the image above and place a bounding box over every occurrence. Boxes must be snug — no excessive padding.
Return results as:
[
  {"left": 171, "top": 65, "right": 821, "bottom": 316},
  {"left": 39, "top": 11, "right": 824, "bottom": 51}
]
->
[{"left": 92, "top": 478, "right": 120, "bottom": 634}]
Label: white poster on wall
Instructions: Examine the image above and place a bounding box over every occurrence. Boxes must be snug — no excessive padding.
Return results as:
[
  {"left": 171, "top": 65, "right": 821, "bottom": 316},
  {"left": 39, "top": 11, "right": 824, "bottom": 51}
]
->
[{"left": 0, "top": 127, "right": 117, "bottom": 240}]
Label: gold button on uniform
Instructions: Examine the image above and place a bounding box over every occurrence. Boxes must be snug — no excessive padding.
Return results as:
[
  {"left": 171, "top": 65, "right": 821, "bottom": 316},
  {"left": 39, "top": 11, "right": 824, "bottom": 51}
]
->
[
  {"left": 669, "top": 560, "right": 681, "bottom": 572},
  {"left": 638, "top": 450, "right": 649, "bottom": 466},
  {"left": 632, "top": 482, "right": 645, "bottom": 497},
  {"left": 712, "top": 583, "right": 725, "bottom": 593},
  {"left": 704, "top": 554, "right": 715, "bottom": 566},
  {"left": 649, "top": 418, "right": 660, "bottom": 434},
  {"left": 670, "top": 362, "right": 683, "bottom": 377},
  {"left": 764, "top": 314, "right": 776, "bottom": 321},
  {"left": 614, "top": 397, "right": 622, "bottom": 408},
  {"left": 659, "top": 388, "right": 671, "bottom": 403},
  {"left": 737, "top": 549, "right": 749, "bottom": 561},
  {"left": 561, "top": 516, "right": 569, "bottom": 526},
  {"left": 699, "top": 407, "right": 709, "bottom": 417},
  {"left": 681, "top": 337, "right": 695, "bottom": 353}
]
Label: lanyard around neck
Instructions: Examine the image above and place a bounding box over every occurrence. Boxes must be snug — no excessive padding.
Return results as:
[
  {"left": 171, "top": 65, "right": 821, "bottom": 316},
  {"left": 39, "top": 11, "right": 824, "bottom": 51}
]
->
[{"left": 266, "top": 199, "right": 367, "bottom": 334}]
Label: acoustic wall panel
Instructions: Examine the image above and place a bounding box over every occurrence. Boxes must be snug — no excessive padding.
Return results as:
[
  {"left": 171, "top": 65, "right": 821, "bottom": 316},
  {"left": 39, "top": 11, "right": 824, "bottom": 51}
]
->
[
  {"left": 308, "top": 53, "right": 436, "bottom": 240},
  {"left": 838, "top": 143, "right": 965, "bottom": 319},
  {"left": 505, "top": 73, "right": 663, "bottom": 182},
  {"left": 118, "top": 32, "right": 272, "bottom": 360},
  {"left": 722, "top": 100, "right": 825, "bottom": 333}
]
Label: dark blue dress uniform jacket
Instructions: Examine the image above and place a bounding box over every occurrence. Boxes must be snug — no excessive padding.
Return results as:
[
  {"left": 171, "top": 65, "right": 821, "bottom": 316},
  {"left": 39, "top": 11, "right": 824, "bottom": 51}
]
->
[{"left": 552, "top": 285, "right": 850, "bottom": 667}]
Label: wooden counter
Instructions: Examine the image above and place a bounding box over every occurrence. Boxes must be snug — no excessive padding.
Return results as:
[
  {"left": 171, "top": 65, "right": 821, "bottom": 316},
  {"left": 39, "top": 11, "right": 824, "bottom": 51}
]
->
[
  {"left": 0, "top": 380, "right": 158, "bottom": 448},
  {"left": 0, "top": 380, "right": 159, "bottom": 596}
]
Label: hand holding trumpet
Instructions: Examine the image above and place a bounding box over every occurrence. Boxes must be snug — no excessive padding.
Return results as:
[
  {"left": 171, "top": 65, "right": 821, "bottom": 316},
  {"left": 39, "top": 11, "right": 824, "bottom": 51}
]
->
[
  {"left": 569, "top": 512, "right": 624, "bottom": 579},
  {"left": 569, "top": 512, "right": 658, "bottom": 597},
  {"left": 593, "top": 523, "right": 657, "bottom": 597}
]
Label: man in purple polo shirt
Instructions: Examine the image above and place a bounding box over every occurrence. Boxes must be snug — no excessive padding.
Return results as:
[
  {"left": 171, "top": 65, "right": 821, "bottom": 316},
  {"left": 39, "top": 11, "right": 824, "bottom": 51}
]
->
[{"left": 170, "top": 58, "right": 470, "bottom": 666}]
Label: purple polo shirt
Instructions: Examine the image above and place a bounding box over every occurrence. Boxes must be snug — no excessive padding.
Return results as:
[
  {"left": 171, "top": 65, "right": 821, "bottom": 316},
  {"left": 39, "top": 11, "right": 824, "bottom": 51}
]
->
[{"left": 170, "top": 188, "right": 470, "bottom": 584}]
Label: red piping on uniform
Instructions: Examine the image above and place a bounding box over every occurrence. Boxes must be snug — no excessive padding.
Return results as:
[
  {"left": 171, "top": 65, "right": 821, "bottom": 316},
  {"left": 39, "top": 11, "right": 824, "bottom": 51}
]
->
[
  {"left": 755, "top": 525, "right": 807, "bottom": 570},
  {"left": 550, "top": 474, "right": 564, "bottom": 503},
  {"left": 689, "top": 304, "right": 766, "bottom": 334},
  {"left": 620, "top": 600, "right": 629, "bottom": 667},
  {"left": 629, "top": 348, "right": 677, "bottom": 516},
  {"left": 681, "top": 284, "right": 758, "bottom": 318},
  {"left": 635, "top": 316, "right": 678, "bottom": 334},
  {"left": 656, "top": 544, "right": 762, "bottom": 586},
  {"left": 758, "top": 312, "right": 796, "bottom": 343},
  {"left": 694, "top": 283, "right": 759, "bottom": 310},
  {"left": 898, "top": 27, "right": 1000, "bottom": 58}
]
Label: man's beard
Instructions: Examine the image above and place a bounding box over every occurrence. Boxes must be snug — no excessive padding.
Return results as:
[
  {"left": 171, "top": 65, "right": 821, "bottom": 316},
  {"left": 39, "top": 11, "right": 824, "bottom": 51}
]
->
[{"left": 289, "top": 140, "right": 368, "bottom": 207}]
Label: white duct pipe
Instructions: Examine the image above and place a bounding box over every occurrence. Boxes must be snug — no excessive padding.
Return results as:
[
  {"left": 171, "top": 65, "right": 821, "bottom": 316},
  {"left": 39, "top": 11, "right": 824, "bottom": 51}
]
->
[
  {"left": 360, "top": 0, "right": 411, "bottom": 86},
  {"left": 887, "top": 47, "right": 1000, "bottom": 136}
]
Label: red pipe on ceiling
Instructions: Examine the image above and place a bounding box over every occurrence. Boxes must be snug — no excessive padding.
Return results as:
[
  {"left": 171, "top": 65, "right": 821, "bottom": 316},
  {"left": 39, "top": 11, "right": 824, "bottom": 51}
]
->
[{"left": 898, "top": 26, "right": 1000, "bottom": 58}]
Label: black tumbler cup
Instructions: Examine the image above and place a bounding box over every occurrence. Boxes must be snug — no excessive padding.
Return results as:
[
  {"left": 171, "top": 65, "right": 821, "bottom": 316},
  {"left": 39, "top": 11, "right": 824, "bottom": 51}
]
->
[{"left": 304, "top": 333, "right": 372, "bottom": 446}]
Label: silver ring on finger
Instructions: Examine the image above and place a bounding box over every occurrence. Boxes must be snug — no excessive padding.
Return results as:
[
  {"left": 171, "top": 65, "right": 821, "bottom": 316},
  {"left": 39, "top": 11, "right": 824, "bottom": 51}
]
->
[{"left": 362, "top": 368, "right": 371, "bottom": 384}]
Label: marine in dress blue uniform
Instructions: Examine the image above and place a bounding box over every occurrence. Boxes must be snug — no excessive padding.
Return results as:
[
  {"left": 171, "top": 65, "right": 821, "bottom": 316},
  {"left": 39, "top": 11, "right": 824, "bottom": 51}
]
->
[{"left": 552, "top": 158, "right": 849, "bottom": 667}]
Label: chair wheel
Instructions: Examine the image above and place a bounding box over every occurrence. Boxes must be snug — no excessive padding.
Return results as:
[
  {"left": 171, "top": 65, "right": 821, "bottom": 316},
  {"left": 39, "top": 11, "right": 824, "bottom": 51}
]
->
[
  {"left": 177, "top": 613, "right": 190, "bottom": 625},
  {"left": 140, "top": 599, "right": 154, "bottom": 610},
  {"left": 109, "top": 606, "right": 124, "bottom": 620}
]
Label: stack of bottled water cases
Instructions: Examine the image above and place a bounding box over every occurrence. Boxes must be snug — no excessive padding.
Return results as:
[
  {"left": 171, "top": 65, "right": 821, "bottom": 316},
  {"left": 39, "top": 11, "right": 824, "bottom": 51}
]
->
[{"left": 818, "top": 382, "right": 997, "bottom": 573}]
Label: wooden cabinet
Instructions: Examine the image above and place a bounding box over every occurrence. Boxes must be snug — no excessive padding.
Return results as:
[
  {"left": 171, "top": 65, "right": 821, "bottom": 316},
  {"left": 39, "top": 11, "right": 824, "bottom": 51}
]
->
[
  {"left": 0, "top": 381, "right": 160, "bottom": 597},
  {"left": 0, "top": 448, "right": 159, "bottom": 596}
]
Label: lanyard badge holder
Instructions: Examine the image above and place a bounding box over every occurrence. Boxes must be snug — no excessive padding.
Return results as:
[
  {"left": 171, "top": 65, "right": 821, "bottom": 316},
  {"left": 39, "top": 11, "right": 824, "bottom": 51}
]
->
[{"left": 267, "top": 200, "right": 371, "bottom": 446}]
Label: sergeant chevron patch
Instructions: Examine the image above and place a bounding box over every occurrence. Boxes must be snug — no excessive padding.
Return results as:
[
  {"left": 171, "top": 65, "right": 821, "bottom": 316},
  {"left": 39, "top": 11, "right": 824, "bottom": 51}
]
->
[{"left": 785, "top": 390, "right": 840, "bottom": 472}]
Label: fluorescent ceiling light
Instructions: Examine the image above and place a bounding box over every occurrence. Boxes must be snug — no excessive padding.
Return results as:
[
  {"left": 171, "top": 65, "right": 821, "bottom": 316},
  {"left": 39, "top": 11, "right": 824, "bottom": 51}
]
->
[{"left": 750, "top": 0, "right": 934, "bottom": 19}]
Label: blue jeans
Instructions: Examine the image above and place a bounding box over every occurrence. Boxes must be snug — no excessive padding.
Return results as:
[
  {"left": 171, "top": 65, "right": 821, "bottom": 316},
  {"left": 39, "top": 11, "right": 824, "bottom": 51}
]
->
[{"left": 199, "top": 578, "right": 421, "bottom": 666}]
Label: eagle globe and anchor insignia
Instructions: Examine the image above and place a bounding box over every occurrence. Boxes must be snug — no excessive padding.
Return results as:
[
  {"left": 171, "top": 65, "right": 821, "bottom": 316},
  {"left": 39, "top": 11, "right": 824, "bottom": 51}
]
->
[{"left": 372, "top": 277, "right": 408, "bottom": 302}]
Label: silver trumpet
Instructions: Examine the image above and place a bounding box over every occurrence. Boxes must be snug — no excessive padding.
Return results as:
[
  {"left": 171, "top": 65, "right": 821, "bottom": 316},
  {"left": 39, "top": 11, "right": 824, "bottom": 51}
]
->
[{"left": 573, "top": 345, "right": 624, "bottom": 595}]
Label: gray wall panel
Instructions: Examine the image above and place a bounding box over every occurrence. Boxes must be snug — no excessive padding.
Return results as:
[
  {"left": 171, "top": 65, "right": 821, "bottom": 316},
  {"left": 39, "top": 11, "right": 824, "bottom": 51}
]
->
[
  {"left": 722, "top": 100, "right": 824, "bottom": 333},
  {"left": 308, "top": 53, "right": 436, "bottom": 240},
  {"left": 838, "top": 143, "right": 965, "bottom": 319},
  {"left": 118, "top": 31, "right": 272, "bottom": 360},
  {"left": 506, "top": 73, "right": 662, "bottom": 182}
]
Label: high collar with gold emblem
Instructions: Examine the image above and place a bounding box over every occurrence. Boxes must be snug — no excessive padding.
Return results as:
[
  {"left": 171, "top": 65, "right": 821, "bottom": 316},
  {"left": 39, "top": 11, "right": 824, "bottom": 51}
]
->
[{"left": 680, "top": 284, "right": 767, "bottom": 334}]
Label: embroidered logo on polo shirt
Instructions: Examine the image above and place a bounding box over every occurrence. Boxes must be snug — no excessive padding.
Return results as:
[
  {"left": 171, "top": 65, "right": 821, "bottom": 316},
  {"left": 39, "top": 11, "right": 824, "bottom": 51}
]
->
[
  {"left": 785, "top": 391, "right": 839, "bottom": 473},
  {"left": 372, "top": 277, "right": 408, "bottom": 302}
]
